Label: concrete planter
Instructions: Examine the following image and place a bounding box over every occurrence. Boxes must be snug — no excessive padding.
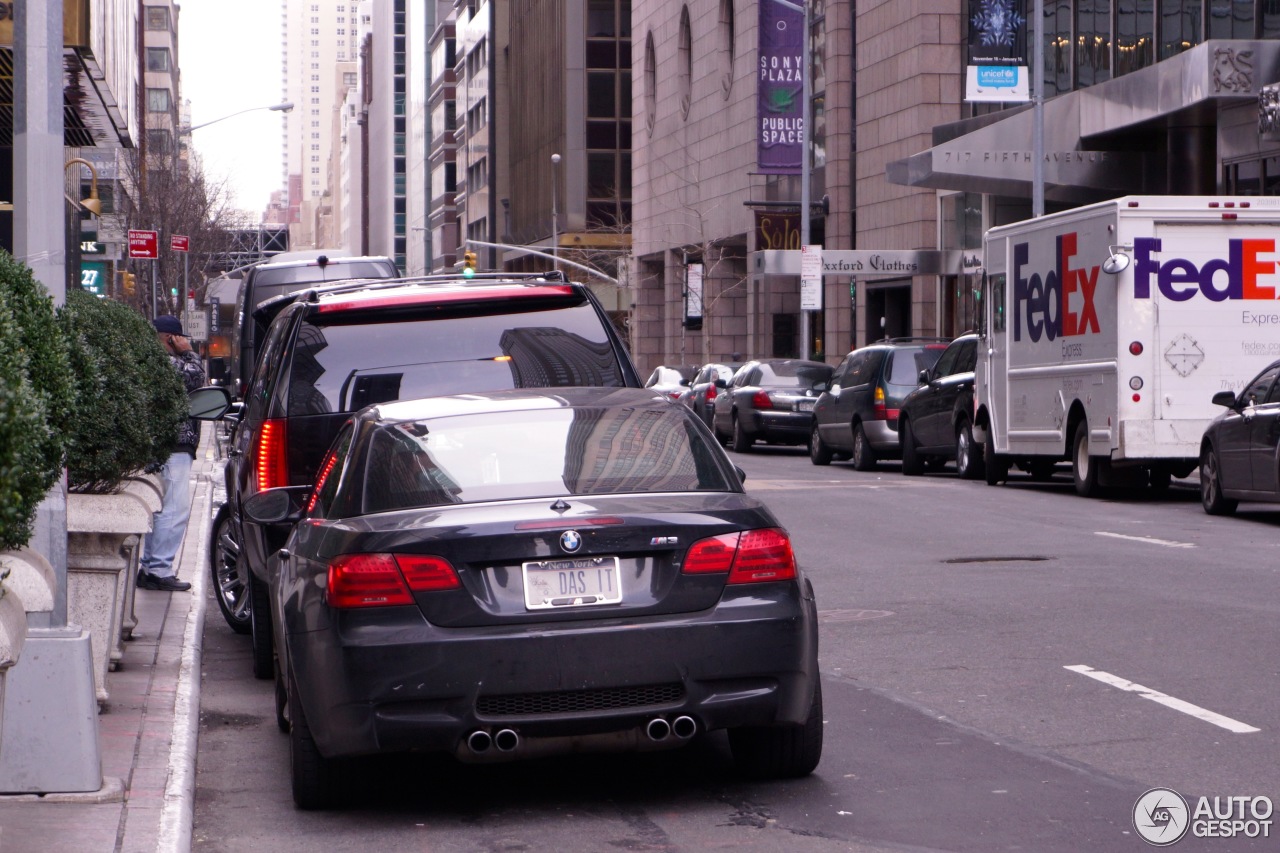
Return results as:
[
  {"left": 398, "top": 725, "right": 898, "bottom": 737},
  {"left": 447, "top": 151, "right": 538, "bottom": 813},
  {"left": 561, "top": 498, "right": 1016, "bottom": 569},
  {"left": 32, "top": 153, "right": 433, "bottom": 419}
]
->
[
  {"left": 0, "top": 566, "right": 28, "bottom": 753},
  {"left": 118, "top": 474, "right": 163, "bottom": 643},
  {"left": 66, "top": 491, "right": 153, "bottom": 707}
]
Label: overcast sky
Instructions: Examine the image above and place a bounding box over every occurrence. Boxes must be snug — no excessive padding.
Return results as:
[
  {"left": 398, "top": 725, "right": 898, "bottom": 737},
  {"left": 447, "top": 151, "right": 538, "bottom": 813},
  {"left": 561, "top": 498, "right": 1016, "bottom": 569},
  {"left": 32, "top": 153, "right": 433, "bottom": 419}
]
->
[{"left": 179, "top": 1, "right": 283, "bottom": 217}]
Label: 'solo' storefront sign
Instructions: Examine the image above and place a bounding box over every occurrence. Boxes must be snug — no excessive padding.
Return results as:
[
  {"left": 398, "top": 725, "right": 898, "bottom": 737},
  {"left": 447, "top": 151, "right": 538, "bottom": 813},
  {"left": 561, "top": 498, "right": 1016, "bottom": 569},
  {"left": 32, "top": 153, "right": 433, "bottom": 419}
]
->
[{"left": 757, "top": 0, "right": 804, "bottom": 174}]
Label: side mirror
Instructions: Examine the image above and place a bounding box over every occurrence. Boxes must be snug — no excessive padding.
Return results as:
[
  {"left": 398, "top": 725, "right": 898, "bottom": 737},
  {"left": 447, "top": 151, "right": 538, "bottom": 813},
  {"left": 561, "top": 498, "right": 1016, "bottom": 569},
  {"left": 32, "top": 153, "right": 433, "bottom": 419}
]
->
[
  {"left": 919, "top": 368, "right": 931, "bottom": 385},
  {"left": 189, "top": 385, "right": 232, "bottom": 420},
  {"left": 714, "top": 378, "right": 728, "bottom": 389},
  {"left": 242, "top": 486, "right": 312, "bottom": 525},
  {"left": 1211, "top": 390, "right": 1237, "bottom": 408},
  {"left": 734, "top": 465, "right": 747, "bottom": 484}
]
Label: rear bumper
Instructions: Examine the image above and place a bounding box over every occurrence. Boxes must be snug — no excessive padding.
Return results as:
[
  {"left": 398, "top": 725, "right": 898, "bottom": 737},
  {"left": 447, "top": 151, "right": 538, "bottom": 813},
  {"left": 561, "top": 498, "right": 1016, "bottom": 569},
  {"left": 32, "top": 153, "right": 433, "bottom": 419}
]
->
[
  {"left": 862, "top": 419, "right": 900, "bottom": 452},
  {"left": 746, "top": 410, "right": 815, "bottom": 443},
  {"left": 289, "top": 582, "right": 819, "bottom": 759}
]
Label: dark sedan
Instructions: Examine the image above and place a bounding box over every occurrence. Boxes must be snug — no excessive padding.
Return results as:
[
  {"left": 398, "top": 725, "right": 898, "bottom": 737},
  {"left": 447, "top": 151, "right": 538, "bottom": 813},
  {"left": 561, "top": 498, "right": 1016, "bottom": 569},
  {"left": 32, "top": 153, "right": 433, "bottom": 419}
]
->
[
  {"left": 1200, "top": 358, "right": 1280, "bottom": 514},
  {"left": 684, "top": 361, "right": 743, "bottom": 430},
  {"left": 897, "top": 334, "right": 983, "bottom": 478},
  {"left": 245, "top": 387, "right": 822, "bottom": 808},
  {"left": 711, "top": 359, "right": 833, "bottom": 452}
]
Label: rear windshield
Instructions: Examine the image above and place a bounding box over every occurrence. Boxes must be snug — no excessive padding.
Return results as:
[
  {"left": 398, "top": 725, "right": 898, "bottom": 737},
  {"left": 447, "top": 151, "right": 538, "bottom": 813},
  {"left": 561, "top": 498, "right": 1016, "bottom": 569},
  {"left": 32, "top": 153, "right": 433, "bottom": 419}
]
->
[
  {"left": 361, "top": 406, "right": 735, "bottom": 511},
  {"left": 250, "top": 261, "right": 398, "bottom": 310},
  {"left": 286, "top": 298, "right": 625, "bottom": 414},
  {"left": 885, "top": 347, "right": 945, "bottom": 387},
  {"left": 757, "top": 362, "right": 833, "bottom": 390}
]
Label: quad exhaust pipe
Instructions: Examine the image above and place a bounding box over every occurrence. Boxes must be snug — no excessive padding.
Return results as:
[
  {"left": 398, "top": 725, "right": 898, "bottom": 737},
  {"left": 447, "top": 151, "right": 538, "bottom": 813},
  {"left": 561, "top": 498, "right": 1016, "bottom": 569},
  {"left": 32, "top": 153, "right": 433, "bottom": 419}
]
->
[
  {"left": 645, "top": 715, "right": 697, "bottom": 742},
  {"left": 466, "top": 728, "right": 520, "bottom": 754}
]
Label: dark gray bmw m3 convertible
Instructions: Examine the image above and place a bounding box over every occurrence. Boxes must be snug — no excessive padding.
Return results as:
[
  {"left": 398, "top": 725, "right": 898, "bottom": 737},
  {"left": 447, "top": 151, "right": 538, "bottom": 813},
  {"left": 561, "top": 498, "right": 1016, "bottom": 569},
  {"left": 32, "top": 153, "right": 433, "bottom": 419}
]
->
[{"left": 244, "top": 387, "right": 823, "bottom": 809}]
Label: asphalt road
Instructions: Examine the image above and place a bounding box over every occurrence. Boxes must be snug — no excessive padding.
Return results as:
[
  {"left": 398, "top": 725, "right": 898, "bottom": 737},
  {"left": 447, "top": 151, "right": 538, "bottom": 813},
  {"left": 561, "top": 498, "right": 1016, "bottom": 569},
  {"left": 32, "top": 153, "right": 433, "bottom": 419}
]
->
[{"left": 194, "top": 449, "right": 1279, "bottom": 851}]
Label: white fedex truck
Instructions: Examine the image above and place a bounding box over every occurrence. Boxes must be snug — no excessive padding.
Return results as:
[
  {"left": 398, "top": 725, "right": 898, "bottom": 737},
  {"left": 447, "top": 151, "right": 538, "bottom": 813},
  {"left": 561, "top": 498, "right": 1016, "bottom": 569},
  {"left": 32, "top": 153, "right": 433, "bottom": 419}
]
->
[{"left": 974, "top": 196, "right": 1280, "bottom": 496}]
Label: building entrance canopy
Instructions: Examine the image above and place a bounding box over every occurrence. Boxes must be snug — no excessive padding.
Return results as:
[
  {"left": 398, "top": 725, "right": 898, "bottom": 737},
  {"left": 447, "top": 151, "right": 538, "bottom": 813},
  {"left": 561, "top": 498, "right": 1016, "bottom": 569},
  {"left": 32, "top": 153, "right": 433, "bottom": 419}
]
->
[
  {"left": 751, "top": 248, "right": 972, "bottom": 278},
  {"left": 887, "top": 40, "right": 1278, "bottom": 203}
]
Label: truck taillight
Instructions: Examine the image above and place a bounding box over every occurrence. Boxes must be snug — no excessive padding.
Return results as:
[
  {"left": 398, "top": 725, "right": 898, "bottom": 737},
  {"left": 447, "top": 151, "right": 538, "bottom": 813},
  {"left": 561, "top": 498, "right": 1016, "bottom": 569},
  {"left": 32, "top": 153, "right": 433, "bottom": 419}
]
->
[
  {"left": 1129, "top": 341, "right": 1143, "bottom": 355},
  {"left": 254, "top": 419, "right": 290, "bottom": 492}
]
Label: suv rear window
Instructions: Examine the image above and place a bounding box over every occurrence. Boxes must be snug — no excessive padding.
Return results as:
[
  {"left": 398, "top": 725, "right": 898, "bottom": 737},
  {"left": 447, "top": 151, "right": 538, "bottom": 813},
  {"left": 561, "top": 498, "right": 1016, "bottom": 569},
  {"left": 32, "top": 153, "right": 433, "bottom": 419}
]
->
[{"left": 286, "top": 297, "right": 626, "bottom": 414}]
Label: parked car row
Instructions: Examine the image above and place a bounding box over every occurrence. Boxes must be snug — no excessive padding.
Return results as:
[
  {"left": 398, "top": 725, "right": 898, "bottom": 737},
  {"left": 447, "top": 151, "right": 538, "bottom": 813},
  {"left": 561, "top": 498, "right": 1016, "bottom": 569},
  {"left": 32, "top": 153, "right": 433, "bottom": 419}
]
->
[
  {"left": 682, "top": 337, "right": 1280, "bottom": 520},
  {"left": 211, "top": 265, "right": 822, "bottom": 809}
]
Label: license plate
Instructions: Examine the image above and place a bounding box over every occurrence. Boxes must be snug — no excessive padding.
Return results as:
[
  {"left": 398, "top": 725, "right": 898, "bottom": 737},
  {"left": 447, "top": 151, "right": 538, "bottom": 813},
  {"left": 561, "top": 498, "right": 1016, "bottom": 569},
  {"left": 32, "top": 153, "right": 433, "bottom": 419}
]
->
[
  {"left": 522, "top": 557, "right": 622, "bottom": 610},
  {"left": 796, "top": 399, "right": 815, "bottom": 412}
]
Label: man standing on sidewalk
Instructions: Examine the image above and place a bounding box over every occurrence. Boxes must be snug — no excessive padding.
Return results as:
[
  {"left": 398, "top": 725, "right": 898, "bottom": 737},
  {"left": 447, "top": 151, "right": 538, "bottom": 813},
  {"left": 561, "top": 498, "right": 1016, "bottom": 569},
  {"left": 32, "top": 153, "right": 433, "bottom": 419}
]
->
[{"left": 138, "top": 315, "right": 206, "bottom": 592}]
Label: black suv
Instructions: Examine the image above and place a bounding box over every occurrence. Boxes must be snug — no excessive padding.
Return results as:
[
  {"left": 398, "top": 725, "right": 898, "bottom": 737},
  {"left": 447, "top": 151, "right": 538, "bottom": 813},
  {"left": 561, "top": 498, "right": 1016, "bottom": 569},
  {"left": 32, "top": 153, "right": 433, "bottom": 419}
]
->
[
  {"left": 809, "top": 338, "right": 949, "bottom": 470},
  {"left": 228, "top": 252, "right": 400, "bottom": 400},
  {"left": 216, "top": 271, "right": 643, "bottom": 679},
  {"left": 897, "top": 333, "right": 982, "bottom": 478}
]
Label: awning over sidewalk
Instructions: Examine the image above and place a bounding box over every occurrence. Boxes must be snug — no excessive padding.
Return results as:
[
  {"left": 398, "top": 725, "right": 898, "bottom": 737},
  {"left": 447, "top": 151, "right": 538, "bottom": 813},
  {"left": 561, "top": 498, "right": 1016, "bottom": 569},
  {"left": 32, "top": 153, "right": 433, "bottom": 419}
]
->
[{"left": 887, "top": 40, "right": 1279, "bottom": 203}]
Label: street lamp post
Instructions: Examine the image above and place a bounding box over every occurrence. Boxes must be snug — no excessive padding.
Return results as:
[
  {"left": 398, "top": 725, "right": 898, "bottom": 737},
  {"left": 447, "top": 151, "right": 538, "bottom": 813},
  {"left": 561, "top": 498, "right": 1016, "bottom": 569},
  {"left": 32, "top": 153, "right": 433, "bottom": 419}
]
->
[
  {"left": 550, "top": 153, "right": 562, "bottom": 271},
  {"left": 181, "top": 101, "right": 293, "bottom": 135}
]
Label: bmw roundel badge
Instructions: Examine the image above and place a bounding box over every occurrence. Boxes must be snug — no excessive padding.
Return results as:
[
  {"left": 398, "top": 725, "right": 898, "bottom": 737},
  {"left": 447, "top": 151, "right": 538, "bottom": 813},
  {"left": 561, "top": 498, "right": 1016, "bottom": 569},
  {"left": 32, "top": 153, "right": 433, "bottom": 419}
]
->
[{"left": 559, "top": 530, "right": 583, "bottom": 553}]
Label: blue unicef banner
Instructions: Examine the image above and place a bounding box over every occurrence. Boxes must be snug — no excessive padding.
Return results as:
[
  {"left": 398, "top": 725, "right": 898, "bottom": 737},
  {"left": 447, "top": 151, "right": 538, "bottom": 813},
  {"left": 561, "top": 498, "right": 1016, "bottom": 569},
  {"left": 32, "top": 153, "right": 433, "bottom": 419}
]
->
[{"left": 757, "top": 0, "right": 804, "bottom": 175}]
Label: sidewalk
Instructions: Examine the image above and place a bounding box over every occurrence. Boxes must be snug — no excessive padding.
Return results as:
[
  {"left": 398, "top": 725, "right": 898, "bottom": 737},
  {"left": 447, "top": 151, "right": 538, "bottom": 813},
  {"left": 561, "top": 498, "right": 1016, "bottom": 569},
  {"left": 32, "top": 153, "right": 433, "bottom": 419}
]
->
[{"left": 0, "top": 434, "right": 221, "bottom": 853}]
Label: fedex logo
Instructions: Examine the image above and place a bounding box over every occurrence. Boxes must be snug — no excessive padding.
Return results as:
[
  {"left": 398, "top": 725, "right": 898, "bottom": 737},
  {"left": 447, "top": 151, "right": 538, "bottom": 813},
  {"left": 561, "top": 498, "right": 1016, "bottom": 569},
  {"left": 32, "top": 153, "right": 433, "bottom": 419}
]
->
[
  {"left": 1133, "top": 238, "right": 1277, "bottom": 301},
  {"left": 1013, "top": 233, "right": 1101, "bottom": 342}
]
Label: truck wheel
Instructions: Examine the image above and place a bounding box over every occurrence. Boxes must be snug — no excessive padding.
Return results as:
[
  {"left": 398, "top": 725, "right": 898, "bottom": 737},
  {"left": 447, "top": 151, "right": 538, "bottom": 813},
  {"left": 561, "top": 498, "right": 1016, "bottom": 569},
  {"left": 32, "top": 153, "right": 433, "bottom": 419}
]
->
[
  {"left": 851, "top": 423, "right": 877, "bottom": 471},
  {"left": 1200, "top": 447, "right": 1237, "bottom": 515},
  {"left": 955, "top": 420, "right": 984, "bottom": 480},
  {"left": 983, "top": 438, "right": 1008, "bottom": 486},
  {"left": 249, "top": 573, "right": 275, "bottom": 680},
  {"left": 1072, "top": 421, "right": 1102, "bottom": 498},
  {"left": 809, "top": 424, "right": 833, "bottom": 466},
  {"left": 900, "top": 419, "right": 924, "bottom": 476}
]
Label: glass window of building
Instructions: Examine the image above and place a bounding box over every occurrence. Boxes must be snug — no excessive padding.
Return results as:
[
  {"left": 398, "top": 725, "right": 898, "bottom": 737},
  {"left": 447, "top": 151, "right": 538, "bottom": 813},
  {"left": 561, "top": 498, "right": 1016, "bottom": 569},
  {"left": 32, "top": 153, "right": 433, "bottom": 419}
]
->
[
  {"left": 147, "top": 88, "right": 171, "bottom": 112},
  {"left": 1076, "top": 0, "right": 1112, "bottom": 88},
  {"left": 146, "top": 47, "right": 170, "bottom": 72},
  {"left": 1159, "top": 0, "right": 1202, "bottom": 60},
  {"left": 146, "top": 6, "right": 170, "bottom": 29},
  {"left": 1208, "top": 0, "right": 1254, "bottom": 38},
  {"left": 1115, "top": 0, "right": 1155, "bottom": 77},
  {"left": 678, "top": 6, "right": 692, "bottom": 119},
  {"left": 1045, "top": 1, "right": 1072, "bottom": 97}
]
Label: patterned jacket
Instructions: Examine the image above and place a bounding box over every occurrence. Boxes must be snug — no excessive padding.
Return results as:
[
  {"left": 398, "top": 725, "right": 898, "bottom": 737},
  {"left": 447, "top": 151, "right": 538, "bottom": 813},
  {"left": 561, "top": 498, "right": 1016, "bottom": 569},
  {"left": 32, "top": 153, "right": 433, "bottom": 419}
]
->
[{"left": 172, "top": 350, "right": 206, "bottom": 455}]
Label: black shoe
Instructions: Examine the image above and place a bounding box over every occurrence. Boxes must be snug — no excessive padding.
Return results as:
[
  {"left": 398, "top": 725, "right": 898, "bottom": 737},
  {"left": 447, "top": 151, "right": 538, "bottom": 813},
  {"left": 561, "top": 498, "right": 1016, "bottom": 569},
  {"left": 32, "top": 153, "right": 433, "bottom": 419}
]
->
[
  {"left": 137, "top": 571, "right": 159, "bottom": 590},
  {"left": 145, "top": 574, "right": 191, "bottom": 592}
]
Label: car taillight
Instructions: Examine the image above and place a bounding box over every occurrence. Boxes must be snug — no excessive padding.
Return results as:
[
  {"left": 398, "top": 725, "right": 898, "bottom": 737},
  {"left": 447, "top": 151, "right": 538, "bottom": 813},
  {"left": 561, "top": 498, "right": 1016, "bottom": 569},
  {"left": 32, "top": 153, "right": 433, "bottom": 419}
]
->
[
  {"left": 327, "top": 553, "right": 413, "bottom": 608},
  {"left": 254, "top": 419, "right": 290, "bottom": 491},
  {"left": 682, "top": 528, "right": 796, "bottom": 584},
  {"left": 669, "top": 390, "right": 683, "bottom": 400},
  {"left": 326, "top": 553, "right": 460, "bottom": 608},
  {"left": 751, "top": 390, "right": 774, "bottom": 409},
  {"left": 306, "top": 451, "right": 340, "bottom": 513},
  {"left": 705, "top": 385, "right": 717, "bottom": 402},
  {"left": 682, "top": 533, "right": 740, "bottom": 573},
  {"left": 872, "top": 386, "right": 888, "bottom": 420},
  {"left": 395, "top": 554, "right": 461, "bottom": 592}
]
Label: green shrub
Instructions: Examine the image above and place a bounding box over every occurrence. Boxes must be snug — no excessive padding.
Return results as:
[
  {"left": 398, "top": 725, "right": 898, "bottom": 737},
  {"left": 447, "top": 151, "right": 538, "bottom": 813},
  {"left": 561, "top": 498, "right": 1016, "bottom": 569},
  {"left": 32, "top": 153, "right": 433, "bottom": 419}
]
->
[
  {"left": 59, "top": 291, "right": 187, "bottom": 493},
  {"left": 0, "top": 287, "right": 49, "bottom": 550}
]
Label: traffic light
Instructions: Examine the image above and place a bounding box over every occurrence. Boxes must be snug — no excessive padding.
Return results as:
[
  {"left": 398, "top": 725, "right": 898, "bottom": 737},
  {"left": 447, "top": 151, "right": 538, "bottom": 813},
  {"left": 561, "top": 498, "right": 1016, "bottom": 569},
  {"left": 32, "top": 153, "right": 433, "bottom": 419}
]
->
[
  {"left": 121, "top": 271, "right": 137, "bottom": 297},
  {"left": 462, "top": 250, "right": 477, "bottom": 277}
]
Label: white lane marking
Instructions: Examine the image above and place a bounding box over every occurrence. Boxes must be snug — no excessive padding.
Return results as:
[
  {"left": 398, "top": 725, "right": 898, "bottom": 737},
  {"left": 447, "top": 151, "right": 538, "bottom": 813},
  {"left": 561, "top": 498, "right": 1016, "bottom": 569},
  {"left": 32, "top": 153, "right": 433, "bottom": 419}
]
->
[
  {"left": 1065, "top": 665, "right": 1259, "bottom": 734},
  {"left": 1095, "top": 531, "right": 1196, "bottom": 549}
]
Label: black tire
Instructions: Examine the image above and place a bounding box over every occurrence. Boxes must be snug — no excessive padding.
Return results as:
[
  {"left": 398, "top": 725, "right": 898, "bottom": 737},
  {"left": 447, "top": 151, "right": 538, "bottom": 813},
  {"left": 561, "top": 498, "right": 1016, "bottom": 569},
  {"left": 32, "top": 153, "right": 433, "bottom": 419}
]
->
[
  {"left": 809, "top": 424, "right": 833, "bottom": 466},
  {"left": 729, "top": 680, "right": 824, "bottom": 780},
  {"left": 248, "top": 572, "right": 275, "bottom": 680},
  {"left": 1072, "top": 420, "right": 1102, "bottom": 498},
  {"left": 1200, "top": 447, "right": 1238, "bottom": 515},
  {"left": 983, "top": 437, "right": 1008, "bottom": 486},
  {"left": 209, "top": 507, "right": 251, "bottom": 635},
  {"left": 289, "top": 671, "right": 343, "bottom": 810},
  {"left": 275, "top": 663, "right": 290, "bottom": 733},
  {"left": 955, "top": 420, "right": 984, "bottom": 480},
  {"left": 850, "top": 423, "right": 877, "bottom": 471},
  {"left": 731, "top": 413, "right": 753, "bottom": 453},
  {"left": 900, "top": 419, "right": 924, "bottom": 476}
]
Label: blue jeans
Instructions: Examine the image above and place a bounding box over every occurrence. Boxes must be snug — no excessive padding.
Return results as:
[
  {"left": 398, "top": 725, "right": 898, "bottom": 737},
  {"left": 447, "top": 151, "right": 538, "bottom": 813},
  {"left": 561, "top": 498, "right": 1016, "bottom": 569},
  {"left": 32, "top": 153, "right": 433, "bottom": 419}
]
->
[{"left": 140, "top": 452, "right": 194, "bottom": 580}]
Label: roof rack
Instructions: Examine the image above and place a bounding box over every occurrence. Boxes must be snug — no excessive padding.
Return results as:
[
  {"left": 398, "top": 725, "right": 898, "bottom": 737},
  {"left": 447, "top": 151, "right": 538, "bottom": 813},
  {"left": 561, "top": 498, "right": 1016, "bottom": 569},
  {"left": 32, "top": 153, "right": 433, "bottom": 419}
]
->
[
  {"left": 874, "top": 336, "right": 951, "bottom": 344},
  {"left": 295, "top": 269, "right": 570, "bottom": 304}
]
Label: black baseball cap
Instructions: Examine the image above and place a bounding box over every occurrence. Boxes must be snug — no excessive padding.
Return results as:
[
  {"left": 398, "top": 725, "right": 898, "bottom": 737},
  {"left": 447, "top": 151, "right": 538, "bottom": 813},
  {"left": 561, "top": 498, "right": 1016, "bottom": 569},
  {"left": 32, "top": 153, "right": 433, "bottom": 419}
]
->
[{"left": 153, "top": 315, "right": 185, "bottom": 335}]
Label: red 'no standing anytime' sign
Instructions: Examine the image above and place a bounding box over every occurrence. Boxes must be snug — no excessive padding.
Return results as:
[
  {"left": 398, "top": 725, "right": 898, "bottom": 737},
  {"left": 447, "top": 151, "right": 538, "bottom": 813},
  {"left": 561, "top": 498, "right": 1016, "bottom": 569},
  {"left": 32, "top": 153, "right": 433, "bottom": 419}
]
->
[
  {"left": 170, "top": 234, "right": 190, "bottom": 253},
  {"left": 128, "top": 229, "right": 159, "bottom": 259}
]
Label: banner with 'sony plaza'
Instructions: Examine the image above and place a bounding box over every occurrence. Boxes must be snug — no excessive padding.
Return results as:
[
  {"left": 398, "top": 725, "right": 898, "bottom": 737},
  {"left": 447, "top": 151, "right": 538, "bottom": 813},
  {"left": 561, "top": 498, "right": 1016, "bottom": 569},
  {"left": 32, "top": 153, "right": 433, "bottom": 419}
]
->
[{"left": 757, "top": 0, "right": 804, "bottom": 174}]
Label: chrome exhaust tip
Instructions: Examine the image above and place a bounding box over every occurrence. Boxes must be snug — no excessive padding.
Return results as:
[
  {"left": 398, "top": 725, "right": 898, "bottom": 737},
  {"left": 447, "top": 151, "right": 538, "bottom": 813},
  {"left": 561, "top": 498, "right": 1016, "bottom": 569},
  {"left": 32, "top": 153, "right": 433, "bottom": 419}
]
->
[
  {"left": 671, "top": 715, "right": 697, "bottom": 739},
  {"left": 466, "top": 730, "right": 492, "bottom": 753},
  {"left": 494, "top": 728, "right": 519, "bottom": 752},
  {"left": 645, "top": 717, "right": 671, "bottom": 741}
]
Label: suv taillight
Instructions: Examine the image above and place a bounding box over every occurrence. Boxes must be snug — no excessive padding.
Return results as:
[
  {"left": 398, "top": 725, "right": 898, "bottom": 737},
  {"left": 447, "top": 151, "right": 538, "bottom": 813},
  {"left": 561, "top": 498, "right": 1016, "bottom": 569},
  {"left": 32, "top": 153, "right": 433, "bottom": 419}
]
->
[
  {"left": 326, "top": 553, "right": 459, "bottom": 608},
  {"left": 872, "top": 386, "right": 887, "bottom": 419},
  {"left": 682, "top": 529, "right": 796, "bottom": 584},
  {"left": 254, "top": 418, "right": 290, "bottom": 491}
]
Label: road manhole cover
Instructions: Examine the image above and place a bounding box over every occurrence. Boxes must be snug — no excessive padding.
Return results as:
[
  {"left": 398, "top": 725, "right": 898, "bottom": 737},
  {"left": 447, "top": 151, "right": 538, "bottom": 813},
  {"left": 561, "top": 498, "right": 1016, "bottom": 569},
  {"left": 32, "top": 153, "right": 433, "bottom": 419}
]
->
[
  {"left": 942, "top": 556, "right": 1055, "bottom": 564},
  {"left": 818, "top": 608, "right": 894, "bottom": 623}
]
